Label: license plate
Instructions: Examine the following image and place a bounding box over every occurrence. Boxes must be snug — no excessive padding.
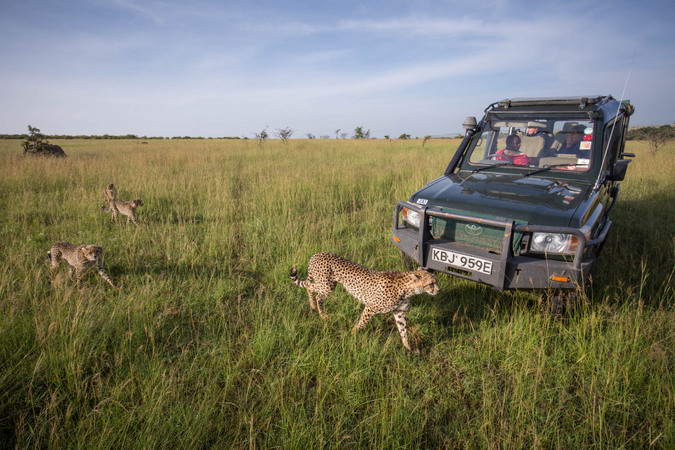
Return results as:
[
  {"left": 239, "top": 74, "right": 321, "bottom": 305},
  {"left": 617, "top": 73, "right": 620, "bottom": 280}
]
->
[{"left": 431, "top": 247, "right": 493, "bottom": 275}]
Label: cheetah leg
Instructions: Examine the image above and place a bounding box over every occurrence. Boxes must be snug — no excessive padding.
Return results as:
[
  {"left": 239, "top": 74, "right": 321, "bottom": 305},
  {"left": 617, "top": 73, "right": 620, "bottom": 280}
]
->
[
  {"left": 75, "top": 269, "right": 84, "bottom": 289},
  {"left": 315, "top": 293, "right": 330, "bottom": 319},
  {"left": 97, "top": 264, "right": 119, "bottom": 289},
  {"left": 352, "top": 306, "right": 375, "bottom": 334},
  {"left": 131, "top": 212, "right": 138, "bottom": 225},
  {"left": 393, "top": 312, "right": 413, "bottom": 352},
  {"left": 307, "top": 290, "right": 317, "bottom": 311}
]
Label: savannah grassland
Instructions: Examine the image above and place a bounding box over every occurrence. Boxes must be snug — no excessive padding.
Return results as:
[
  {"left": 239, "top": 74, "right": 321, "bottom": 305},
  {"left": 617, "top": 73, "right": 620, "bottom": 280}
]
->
[{"left": 0, "top": 136, "right": 673, "bottom": 449}]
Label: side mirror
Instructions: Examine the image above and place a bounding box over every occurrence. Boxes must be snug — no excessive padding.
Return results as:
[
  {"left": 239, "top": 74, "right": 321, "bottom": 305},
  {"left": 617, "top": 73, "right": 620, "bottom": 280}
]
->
[{"left": 607, "top": 159, "right": 631, "bottom": 181}]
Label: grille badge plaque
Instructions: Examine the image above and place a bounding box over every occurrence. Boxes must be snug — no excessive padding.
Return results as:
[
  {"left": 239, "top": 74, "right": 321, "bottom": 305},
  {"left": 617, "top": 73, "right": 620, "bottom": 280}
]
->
[{"left": 465, "top": 223, "right": 483, "bottom": 236}]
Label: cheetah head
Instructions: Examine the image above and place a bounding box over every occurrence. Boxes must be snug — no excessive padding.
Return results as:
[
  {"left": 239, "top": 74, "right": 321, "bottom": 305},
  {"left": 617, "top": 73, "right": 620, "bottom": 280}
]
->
[
  {"left": 105, "top": 183, "right": 117, "bottom": 199},
  {"left": 81, "top": 245, "right": 103, "bottom": 262},
  {"left": 412, "top": 270, "right": 440, "bottom": 296}
]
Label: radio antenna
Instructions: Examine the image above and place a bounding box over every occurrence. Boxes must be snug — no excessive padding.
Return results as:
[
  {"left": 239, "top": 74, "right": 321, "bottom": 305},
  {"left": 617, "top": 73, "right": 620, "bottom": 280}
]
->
[
  {"left": 617, "top": 52, "right": 634, "bottom": 105},
  {"left": 594, "top": 53, "right": 635, "bottom": 190}
]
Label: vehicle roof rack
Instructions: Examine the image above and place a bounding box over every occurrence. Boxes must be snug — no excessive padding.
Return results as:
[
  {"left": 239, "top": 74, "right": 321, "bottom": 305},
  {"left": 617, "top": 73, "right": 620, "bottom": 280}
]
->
[{"left": 496, "top": 96, "right": 611, "bottom": 109}]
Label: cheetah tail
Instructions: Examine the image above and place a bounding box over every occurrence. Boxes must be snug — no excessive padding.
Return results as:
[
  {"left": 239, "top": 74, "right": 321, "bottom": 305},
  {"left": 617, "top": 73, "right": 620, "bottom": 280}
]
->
[{"left": 289, "top": 267, "right": 308, "bottom": 288}]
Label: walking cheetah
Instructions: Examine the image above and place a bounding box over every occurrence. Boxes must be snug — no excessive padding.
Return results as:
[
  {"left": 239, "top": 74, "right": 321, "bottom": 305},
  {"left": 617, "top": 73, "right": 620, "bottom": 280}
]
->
[
  {"left": 290, "top": 252, "right": 440, "bottom": 351},
  {"left": 103, "top": 198, "right": 143, "bottom": 225},
  {"left": 48, "top": 241, "right": 118, "bottom": 289}
]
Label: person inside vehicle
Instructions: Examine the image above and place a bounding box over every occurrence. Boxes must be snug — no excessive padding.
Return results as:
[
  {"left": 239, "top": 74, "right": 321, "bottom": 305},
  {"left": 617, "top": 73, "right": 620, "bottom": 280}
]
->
[
  {"left": 557, "top": 124, "right": 586, "bottom": 156},
  {"left": 520, "top": 122, "right": 549, "bottom": 158},
  {"left": 493, "top": 134, "right": 532, "bottom": 165},
  {"left": 526, "top": 125, "right": 543, "bottom": 137}
]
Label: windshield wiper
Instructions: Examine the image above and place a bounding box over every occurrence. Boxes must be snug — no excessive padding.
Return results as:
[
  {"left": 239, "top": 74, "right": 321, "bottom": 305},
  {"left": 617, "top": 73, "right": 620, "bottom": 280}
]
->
[
  {"left": 523, "top": 164, "right": 579, "bottom": 177},
  {"left": 472, "top": 162, "right": 520, "bottom": 173}
]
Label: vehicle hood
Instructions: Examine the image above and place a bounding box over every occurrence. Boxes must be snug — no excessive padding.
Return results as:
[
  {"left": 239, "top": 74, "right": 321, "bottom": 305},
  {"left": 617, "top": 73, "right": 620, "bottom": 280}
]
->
[{"left": 412, "top": 172, "right": 593, "bottom": 227}]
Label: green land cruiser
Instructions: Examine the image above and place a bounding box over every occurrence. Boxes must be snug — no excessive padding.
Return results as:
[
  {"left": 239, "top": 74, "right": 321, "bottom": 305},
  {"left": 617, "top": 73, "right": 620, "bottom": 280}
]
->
[{"left": 392, "top": 96, "right": 635, "bottom": 295}]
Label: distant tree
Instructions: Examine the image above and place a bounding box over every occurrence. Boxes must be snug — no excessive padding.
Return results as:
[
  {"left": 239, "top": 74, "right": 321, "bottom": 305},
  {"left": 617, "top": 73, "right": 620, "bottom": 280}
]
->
[
  {"left": 353, "top": 126, "right": 370, "bottom": 139},
  {"left": 320, "top": 135, "right": 330, "bottom": 139},
  {"left": 398, "top": 133, "right": 411, "bottom": 140},
  {"left": 335, "top": 129, "right": 340, "bottom": 139},
  {"left": 22, "top": 125, "right": 67, "bottom": 157},
  {"left": 275, "top": 127, "right": 294, "bottom": 144},
  {"left": 305, "top": 133, "right": 315, "bottom": 139},
  {"left": 421, "top": 135, "right": 431, "bottom": 148},
  {"left": 339, "top": 131, "right": 349, "bottom": 139},
  {"left": 633, "top": 125, "right": 674, "bottom": 155},
  {"left": 23, "top": 125, "right": 46, "bottom": 149},
  {"left": 253, "top": 127, "right": 269, "bottom": 148},
  {"left": 384, "top": 135, "right": 390, "bottom": 140}
]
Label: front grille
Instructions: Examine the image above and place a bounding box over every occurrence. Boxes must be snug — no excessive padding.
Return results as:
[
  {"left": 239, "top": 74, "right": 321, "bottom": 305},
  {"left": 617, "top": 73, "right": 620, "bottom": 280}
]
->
[{"left": 430, "top": 211, "right": 525, "bottom": 254}]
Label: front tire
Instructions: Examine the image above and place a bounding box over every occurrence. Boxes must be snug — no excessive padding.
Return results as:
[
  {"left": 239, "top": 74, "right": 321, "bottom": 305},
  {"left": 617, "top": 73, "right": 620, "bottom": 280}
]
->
[{"left": 545, "top": 290, "right": 580, "bottom": 318}]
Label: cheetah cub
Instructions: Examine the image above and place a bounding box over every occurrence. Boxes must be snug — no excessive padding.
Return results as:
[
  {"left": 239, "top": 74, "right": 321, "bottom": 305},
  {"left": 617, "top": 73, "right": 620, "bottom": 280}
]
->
[
  {"left": 48, "top": 241, "right": 118, "bottom": 289},
  {"left": 104, "top": 183, "right": 118, "bottom": 202},
  {"left": 103, "top": 198, "right": 143, "bottom": 225},
  {"left": 290, "top": 252, "right": 440, "bottom": 352}
]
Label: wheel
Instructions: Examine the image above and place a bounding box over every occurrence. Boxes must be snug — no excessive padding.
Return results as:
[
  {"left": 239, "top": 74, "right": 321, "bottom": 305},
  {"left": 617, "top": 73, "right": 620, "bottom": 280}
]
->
[
  {"left": 545, "top": 290, "right": 581, "bottom": 318},
  {"left": 547, "top": 292, "right": 564, "bottom": 318}
]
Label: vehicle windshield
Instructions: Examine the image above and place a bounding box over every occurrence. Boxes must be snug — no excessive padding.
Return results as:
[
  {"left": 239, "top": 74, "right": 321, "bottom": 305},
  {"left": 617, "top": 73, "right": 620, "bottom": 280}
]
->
[{"left": 463, "top": 116, "right": 595, "bottom": 174}]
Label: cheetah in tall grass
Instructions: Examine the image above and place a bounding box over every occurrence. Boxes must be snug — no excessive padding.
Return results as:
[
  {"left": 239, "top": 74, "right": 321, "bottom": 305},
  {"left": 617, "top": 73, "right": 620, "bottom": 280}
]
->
[
  {"left": 291, "top": 252, "right": 439, "bottom": 351},
  {"left": 103, "top": 198, "right": 143, "bottom": 225},
  {"left": 48, "top": 241, "right": 118, "bottom": 289}
]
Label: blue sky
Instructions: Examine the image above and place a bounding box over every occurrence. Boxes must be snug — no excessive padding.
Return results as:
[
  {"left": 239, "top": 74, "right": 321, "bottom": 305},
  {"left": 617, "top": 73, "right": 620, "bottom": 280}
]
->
[{"left": 1, "top": 0, "right": 674, "bottom": 138}]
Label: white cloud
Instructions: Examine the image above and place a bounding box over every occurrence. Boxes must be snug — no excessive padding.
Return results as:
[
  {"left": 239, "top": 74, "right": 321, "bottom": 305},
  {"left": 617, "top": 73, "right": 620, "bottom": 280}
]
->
[{"left": 1, "top": 0, "right": 673, "bottom": 136}]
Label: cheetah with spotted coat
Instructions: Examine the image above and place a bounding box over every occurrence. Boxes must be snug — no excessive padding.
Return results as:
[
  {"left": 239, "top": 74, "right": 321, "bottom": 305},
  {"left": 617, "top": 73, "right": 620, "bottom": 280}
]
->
[
  {"left": 103, "top": 198, "right": 143, "bottom": 225},
  {"left": 48, "top": 241, "right": 119, "bottom": 289},
  {"left": 290, "top": 252, "right": 440, "bottom": 351}
]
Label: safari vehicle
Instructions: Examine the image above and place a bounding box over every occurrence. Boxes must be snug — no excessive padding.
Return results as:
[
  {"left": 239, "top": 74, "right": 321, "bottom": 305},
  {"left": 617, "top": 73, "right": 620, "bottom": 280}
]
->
[{"left": 392, "top": 96, "right": 635, "bottom": 298}]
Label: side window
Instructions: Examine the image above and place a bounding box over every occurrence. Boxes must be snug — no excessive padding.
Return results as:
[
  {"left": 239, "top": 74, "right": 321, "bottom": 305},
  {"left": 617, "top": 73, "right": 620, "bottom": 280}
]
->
[
  {"left": 469, "top": 130, "right": 492, "bottom": 163},
  {"left": 603, "top": 118, "right": 623, "bottom": 163},
  {"left": 550, "top": 120, "right": 593, "bottom": 159}
]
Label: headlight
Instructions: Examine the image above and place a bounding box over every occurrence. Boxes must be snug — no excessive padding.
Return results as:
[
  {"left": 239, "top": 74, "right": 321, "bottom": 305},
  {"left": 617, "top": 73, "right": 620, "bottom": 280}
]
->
[
  {"left": 402, "top": 207, "right": 421, "bottom": 228},
  {"left": 530, "top": 232, "right": 578, "bottom": 255}
]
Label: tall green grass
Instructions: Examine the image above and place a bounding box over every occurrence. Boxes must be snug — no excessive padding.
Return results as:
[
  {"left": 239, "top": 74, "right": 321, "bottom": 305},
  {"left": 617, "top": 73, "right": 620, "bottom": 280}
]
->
[{"left": 0, "top": 138, "right": 673, "bottom": 448}]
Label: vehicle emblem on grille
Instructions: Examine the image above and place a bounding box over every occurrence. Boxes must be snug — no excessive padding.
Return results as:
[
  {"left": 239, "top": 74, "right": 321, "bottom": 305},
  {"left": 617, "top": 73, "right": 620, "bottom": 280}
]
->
[{"left": 465, "top": 224, "right": 483, "bottom": 236}]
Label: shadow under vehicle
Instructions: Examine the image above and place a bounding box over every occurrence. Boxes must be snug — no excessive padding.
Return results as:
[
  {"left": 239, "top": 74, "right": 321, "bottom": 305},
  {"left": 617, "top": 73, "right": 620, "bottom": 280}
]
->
[{"left": 392, "top": 96, "right": 635, "bottom": 307}]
